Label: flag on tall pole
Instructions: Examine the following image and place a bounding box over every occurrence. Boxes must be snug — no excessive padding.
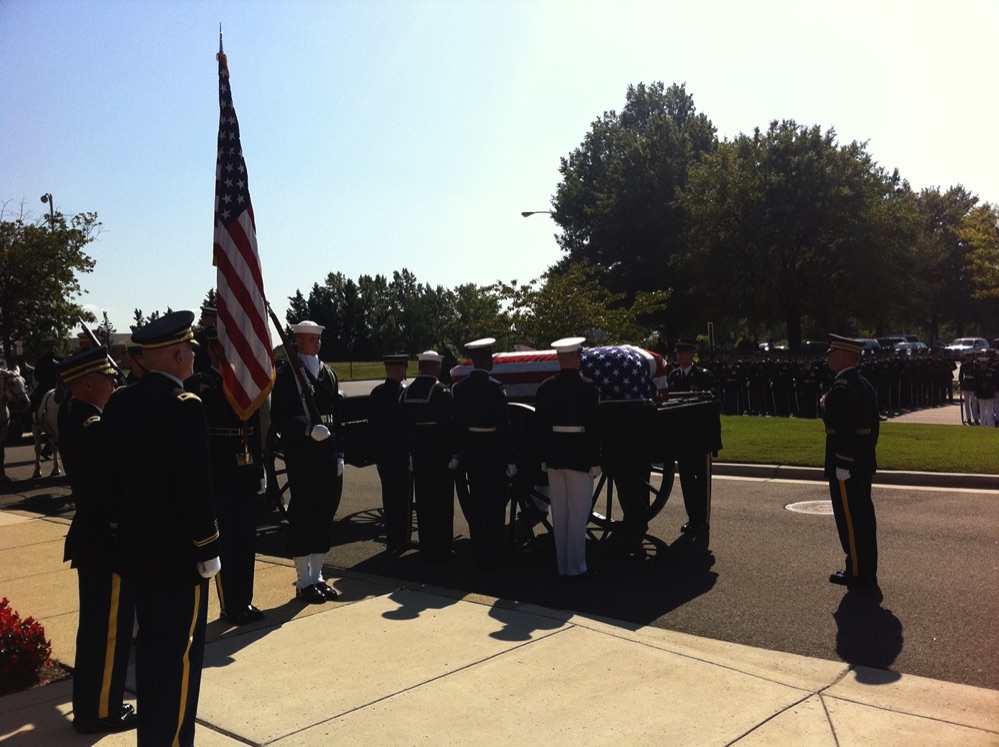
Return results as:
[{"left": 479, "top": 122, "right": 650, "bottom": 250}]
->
[{"left": 213, "top": 29, "right": 275, "bottom": 420}]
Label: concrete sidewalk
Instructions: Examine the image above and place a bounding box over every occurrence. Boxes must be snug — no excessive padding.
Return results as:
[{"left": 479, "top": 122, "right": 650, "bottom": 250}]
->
[{"left": 1, "top": 509, "right": 997, "bottom": 746}]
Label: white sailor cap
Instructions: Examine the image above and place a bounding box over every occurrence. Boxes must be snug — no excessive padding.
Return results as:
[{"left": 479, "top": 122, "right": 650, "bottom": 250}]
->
[
  {"left": 464, "top": 337, "right": 496, "bottom": 351},
  {"left": 291, "top": 320, "right": 325, "bottom": 335},
  {"left": 552, "top": 336, "right": 586, "bottom": 353},
  {"left": 417, "top": 350, "right": 443, "bottom": 363}
]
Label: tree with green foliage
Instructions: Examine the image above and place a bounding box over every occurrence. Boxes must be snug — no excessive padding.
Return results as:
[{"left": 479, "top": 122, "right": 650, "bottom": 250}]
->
[
  {"left": 679, "top": 121, "right": 916, "bottom": 348},
  {"left": 492, "top": 260, "right": 669, "bottom": 349},
  {"left": 553, "top": 82, "right": 716, "bottom": 335},
  {"left": 0, "top": 202, "right": 100, "bottom": 362},
  {"left": 956, "top": 203, "right": 999, "bottom": 302}
]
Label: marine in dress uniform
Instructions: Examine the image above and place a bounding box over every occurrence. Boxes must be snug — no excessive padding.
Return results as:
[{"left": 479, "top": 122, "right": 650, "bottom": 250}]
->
[
  {"left": 822, "top": 334, "right": 880, "bottom": 586},
  {"left": 665, "top": 339, "right": 716, "bottom": 533},
  {"left": 101, "top": 311, "right": 221, "bottom": 747},
  {"left": 450, "top": 338, "right": 516, "bottom": 568},
  {"left": 535, "top": 337, "right": 601, "bottom": 579},
  {"left": 368, "top": 354, "right": 412, "bottom": 551},
  {"left": 186, "top": 327, "right": 265, "bottom": 625},
  {"left": 56, "top": 347, "right": 137, "bottom": 734},
  {"left": 269, "top": 320, "right": 343, "bottom": 604},
  {"left": 401, "top": 351, "right": 455, "bottom": 562}
]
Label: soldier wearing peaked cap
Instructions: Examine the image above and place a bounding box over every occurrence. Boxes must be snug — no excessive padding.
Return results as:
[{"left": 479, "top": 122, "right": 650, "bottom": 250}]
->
[
  {"left": 270, "top": 319, "right": 343, "bottom": 604},
  {"left": 368, "top": 354, "right": 412, "bottom": 551},
  {"left": 535, "top": 337, "right": 601, "bottom": 579},
  {"left": 666, "top": 339, "right": 717, "bottom": 534},
  {"left": 56, "top": 347, "right": 137, "bottom": 735},
  {"left": 402, "top": 350, "right": 455, "bottom": 562},
  {"left": 451, "top": 337, "right": 516, "bottom": 568},
  {"left": 100, "top": 310, "right": 221, "bottom": 747},
  {"left": 186, "top": 327, "right": 265, "bottom": 625},
  {"left": 822, "top": 334, "right": 880, "bottom": 587}
]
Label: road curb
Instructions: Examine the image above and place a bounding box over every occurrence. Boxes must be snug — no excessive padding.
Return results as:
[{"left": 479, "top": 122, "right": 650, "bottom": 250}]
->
[{"left": 714, "top": 462, "right": 999, "bottom": 491}]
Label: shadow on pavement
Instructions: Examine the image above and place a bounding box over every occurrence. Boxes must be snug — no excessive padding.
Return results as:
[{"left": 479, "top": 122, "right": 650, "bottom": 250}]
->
[{"left": 833, "top": 585, "right": 904, "bottom": 684}]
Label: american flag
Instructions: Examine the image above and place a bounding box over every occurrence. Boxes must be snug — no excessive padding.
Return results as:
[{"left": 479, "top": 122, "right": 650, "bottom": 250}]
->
[
  {"left": 213, "top": 37, "right": 275, "bottom": 420},
  {"left": 450, "top": 345, "right": 668, "bottom": 403}
]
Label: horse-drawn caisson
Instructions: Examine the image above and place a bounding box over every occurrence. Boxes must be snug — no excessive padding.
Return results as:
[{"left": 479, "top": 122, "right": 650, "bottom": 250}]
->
[{"left": 263, "top": 344, "right": 722, "bottom": 546}]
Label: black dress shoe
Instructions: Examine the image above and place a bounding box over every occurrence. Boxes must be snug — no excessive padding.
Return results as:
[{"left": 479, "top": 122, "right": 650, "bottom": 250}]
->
[
  {"left": 316, "top": 583, "right": 338, "bottom": 600},
  {"left": 564, "top": 568, "right": 598, "bottom": 581},
  {"left": 221, "top": 605, "right": 266, "bottom": 625},
  {"left": 828, "top": 570, "right": 876, "bottom": 586},
  {"left": 681, "top": 521, "right": 710, "bottom": 533},
  {"left": 295, "top": 584, "right": 326, "bottom": 604},
  {"left": 73, "top": 705, "right": 138, "bottom": 734}
]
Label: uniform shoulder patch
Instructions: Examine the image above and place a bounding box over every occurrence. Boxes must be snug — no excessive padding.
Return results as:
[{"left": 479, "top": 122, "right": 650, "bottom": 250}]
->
[
  {"left": 83, "top": 415, "right": 101, "bottom": 428},
  {"left": 177, "top": 392, "right": 202, "bottom": 403}
]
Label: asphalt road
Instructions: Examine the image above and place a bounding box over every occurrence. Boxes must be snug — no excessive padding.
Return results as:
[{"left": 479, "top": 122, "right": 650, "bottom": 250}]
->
[{"left": 5, "top": 438, "right": 996, "bottom": 692}]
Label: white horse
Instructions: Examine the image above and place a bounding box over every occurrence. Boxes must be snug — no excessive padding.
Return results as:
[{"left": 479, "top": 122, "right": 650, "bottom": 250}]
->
[
  {"left": 32, "top": 388, "right": 62, "bottom": 479},
  {"left": 0, "top": 366, "right": 30, "bottom": 448}
]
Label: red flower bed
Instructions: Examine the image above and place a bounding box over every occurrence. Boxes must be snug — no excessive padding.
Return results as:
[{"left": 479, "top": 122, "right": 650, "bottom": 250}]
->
[{"left": 0, "top": 597, "right": 52, "bottom": 695}]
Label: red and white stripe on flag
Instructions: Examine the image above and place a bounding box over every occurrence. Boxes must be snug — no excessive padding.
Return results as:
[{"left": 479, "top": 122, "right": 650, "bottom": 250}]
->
[{"left": 213, "top": 45, "right": 275, "bottom": 421}]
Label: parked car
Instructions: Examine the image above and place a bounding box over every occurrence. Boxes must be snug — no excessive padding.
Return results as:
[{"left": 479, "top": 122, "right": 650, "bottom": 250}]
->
[
  {"left": 858, "top": 339, "right": 882, "bottom": 355},
  {"left": 944, "top": 337, "right": 990, "bottom": 359},
  {"left": 798, "top": 340, "right": 829, "bottom": 355}
]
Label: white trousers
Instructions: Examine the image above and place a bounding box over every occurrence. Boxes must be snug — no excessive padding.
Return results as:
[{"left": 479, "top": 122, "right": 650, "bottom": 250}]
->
[
  {"left": 547, "top": 468, "right": 593, "bottom": 577},
  {"left": 963, "top": 391, "right": 979, "bottom": 423},
  {"left": 979, "top": 398, "right": 996, "bottom": 427}
]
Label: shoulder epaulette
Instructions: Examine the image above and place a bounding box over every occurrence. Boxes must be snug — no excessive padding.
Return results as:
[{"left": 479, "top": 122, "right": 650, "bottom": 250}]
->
[
  {"left": 83, "top": 415, "right": 101, "bottom": 428},
  {"left": 177, "top": 392, "right": 201, "bottom": 403}
]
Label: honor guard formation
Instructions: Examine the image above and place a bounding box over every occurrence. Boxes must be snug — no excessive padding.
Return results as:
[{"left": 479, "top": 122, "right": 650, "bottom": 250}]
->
[{"left": 52, "top": 294, "right": 993, "bottom": 745}]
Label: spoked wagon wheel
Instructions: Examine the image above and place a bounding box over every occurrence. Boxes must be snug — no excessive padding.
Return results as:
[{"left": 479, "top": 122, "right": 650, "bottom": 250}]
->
[
  {"left": 588, "top": 462, "right": 674, "bottom": 535},
  {"left": 262, "top": 424, "right": 344, "bottom": 520}
]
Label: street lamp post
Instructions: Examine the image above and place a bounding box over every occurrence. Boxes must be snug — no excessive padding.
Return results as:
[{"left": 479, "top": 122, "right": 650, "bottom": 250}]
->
[
  {"left": 40, "top": 193, "right": 55, "bottom": 226},
  {"left": 521, "top": 210, "right": 554, "bottom": 218}
]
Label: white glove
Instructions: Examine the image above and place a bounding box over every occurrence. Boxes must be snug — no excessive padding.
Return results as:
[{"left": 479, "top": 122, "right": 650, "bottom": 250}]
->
[
  {"left": 540, "top": 462, "right": 547, "bottom": 473},
  {"left": 408, "top": 455, "right": 414, "bottom": 472},
  {"left": 197, "top": 556, "right": 221, "bottom": 579},
  {"left": 448, "top": 457, "right": 459, "bottom": 471},
  {"left": 310, "top": 424, "right": 331, "bottom": 442},
  {"left": 506, "top": 463, "right": 518, "bottom": 478},
  {"left": 589, "top": 465, "right": 602, "bottom": 478},
  {"left": 835, "top": 467, "right": 851, "bottom": 481},
  {"left": 336, "top": 457, "right": 344, "bottom": 477}
]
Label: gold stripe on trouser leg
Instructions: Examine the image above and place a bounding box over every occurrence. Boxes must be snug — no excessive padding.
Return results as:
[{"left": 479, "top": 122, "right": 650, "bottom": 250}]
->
[
  {"left": 705, "top": 453, "right": 713, "bottom": 523},
  {"left": 173, "top": 585, "right": 202, "bottom": 747},
  {"left": 837, "top": 479, "right": 859, "bottom": 577},
  {"left": 98, "top": 573, "right": 121, "bottom": 718}
]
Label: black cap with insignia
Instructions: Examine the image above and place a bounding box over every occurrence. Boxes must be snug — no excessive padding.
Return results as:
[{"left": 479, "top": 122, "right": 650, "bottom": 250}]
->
[
  {"left": 55, "top": 346, "right": 116, "bottom": 383},
  {"left": 132, "top": 310, "right": 199, "bottom": 350}
]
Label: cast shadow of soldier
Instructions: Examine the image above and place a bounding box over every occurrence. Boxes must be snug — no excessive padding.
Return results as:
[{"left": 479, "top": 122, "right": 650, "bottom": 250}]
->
[{"left": 833, "top": 585, "right": 904, "bottom": 684}]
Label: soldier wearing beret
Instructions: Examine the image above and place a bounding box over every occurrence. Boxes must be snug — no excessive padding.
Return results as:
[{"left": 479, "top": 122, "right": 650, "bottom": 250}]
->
[
  {"left": 535, "top": 337, "right": 601, "bottom": 579},
  {"left": 186, "top": 327, "right": 265, "bottom": 625},
  {"left": 57, "top": 347, "right": 137, "bottom": 734},
  {"left": 666, "top": 339, "right": 716, "bottom": 534},
  {"left": 368, "top": 354, "right": 412, "bottom": 551},
  {"left": 822, "top": 334, "right": 880, "bottom": 586},
  {"left": 270, "top": 320, "right": 343, "bottom": 604},
  {"left": 450, "top": 337, "right": 516, "bottom": 569},
  {"left": 402, "top": 350, "right": 455, "bottom": 562},
  {"left": 101, "top": 310, "right": 221, "bottom": 747}
]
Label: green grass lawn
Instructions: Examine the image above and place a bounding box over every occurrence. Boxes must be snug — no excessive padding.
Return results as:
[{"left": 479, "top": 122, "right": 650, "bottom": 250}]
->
[{"left": 719, "top": 415, "right": 999, "bottom": 474}]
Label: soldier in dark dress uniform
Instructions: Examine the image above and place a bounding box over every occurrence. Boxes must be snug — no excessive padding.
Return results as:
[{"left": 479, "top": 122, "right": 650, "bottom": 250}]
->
[
  {"left": 368, "top": 354, "right": 411, "bottom": 551},
  {"left": 270, "top": 320, "right": 343, "bottom": 604},
  {"left": 450, "top": 337, "right": 516, "bottom": 568},
  {"left": 122, "top": 337, "right": 145, "bottom": 385},
  {"left": 193, "top": 303, "right": 217, "bottom": 375},
  {"left": 57, "top": 347, "right": 137, "bottom": 735},
  {"left": 186, "top": 327, "right": 265, "bottom": 625},
  {"left": 535, "top": 337, "right": 601, "bottom": 579},
  {"left": 402, "top": 350, "right": 455, "bottom": 562},
  {"left": 101, "top": 311, "right": 221, "bottom": 747},
  {"left": 822, "top": 334, "right": 880, "bottom": 586},
  {"left": 666, "top": 339, "right": 716, "bottom": 533},
  {"left": 30, "top": 338, "right": 62, "bottom": 412}
]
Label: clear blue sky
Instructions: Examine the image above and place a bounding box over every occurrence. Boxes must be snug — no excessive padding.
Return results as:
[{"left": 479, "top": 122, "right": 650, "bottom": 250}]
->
[{"left": 4, "top": 0, "right": 997, "bottom": 334}]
